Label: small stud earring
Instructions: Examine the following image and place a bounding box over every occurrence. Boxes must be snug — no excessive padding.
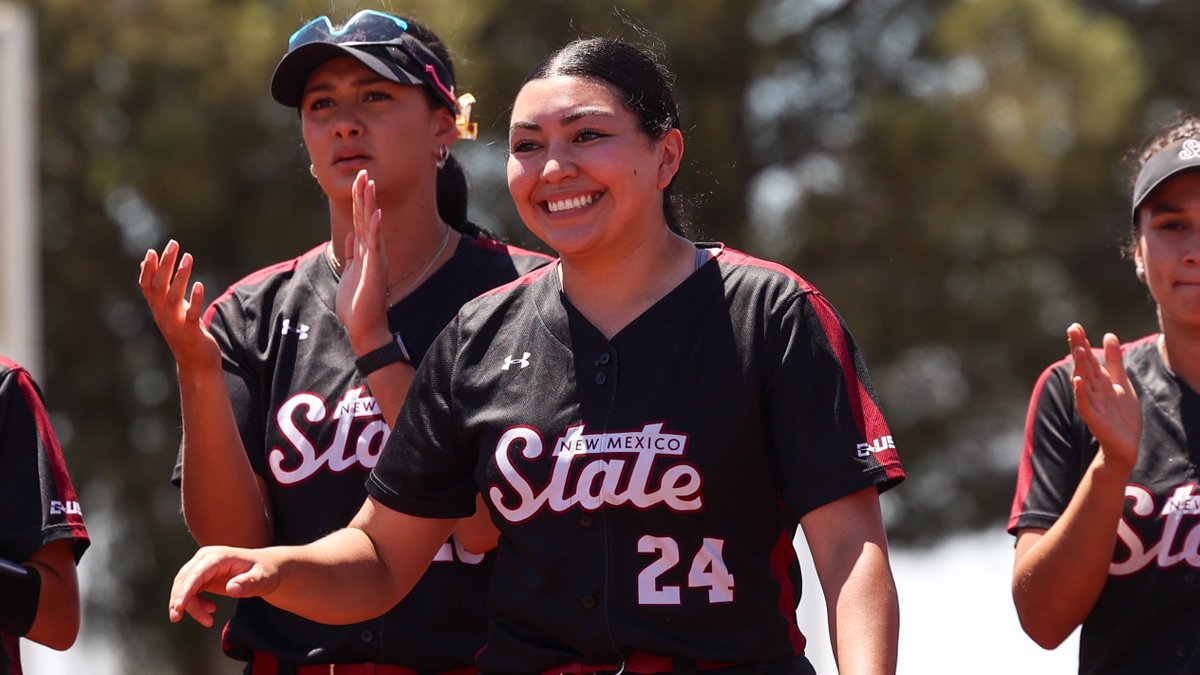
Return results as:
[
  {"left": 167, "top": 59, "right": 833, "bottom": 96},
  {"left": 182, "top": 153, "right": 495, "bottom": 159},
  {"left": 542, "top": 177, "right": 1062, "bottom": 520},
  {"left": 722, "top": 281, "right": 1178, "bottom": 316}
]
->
[{"left": 1136, "top": 265, "right": 1146, "bottom": 282}]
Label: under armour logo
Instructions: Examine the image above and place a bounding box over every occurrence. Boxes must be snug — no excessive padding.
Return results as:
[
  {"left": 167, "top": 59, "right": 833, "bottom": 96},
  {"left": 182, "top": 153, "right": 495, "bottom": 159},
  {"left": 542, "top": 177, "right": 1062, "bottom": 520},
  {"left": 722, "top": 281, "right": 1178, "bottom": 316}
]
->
[
  {"left": 281, "top": 318, "right": 310, "bottom": 340},
  {"left": 1180, "top": 139, "right": 1200, "bottom": 160},
  {"left": 502, "top": 352, "right": 531, "bottom": 370}
]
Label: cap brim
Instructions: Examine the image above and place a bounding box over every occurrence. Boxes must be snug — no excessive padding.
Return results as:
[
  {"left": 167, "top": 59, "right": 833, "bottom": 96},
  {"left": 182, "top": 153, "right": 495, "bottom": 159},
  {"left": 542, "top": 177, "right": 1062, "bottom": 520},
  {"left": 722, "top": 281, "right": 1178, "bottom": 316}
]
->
[
  {"left": 1131, "top": 139, "right": 1200, "bottom": 222},
  {"left": 270, "top": 42, "right": 423, "bottom": 108}
]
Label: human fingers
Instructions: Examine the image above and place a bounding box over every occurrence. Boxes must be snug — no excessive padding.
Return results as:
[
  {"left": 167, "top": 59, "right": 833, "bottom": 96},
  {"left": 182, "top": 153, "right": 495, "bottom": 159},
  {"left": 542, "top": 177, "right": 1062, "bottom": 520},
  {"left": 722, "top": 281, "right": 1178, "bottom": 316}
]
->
[
  {"left": 365, "top": 177, "right": 378, "bottom": 224},
  {"left": 225, "top": 562, "right": 279, "bottom": 598},
  {"left": 353, "top": 170, "right": 369, "bottom": 238},
  {"left": 185, "top": 282, "right": 206, "bottom": 323},
  {"left": 148, "top": 240, "right": 182, "bottom": 298},
  {"left": 168, "top": 550, "right": 222, "bottom": 626},
  {"left": 167, "top": 253, "right": 194, "bottom": 305},
  {"left": 138, "top": 248, "right": 160, "bottom": 291},
  {"left": 1067, "top": 323, "right": 1099, "bottom": 384},
  {"left": 1102, "top": 333, "right": 1133, "bottom": 392}
]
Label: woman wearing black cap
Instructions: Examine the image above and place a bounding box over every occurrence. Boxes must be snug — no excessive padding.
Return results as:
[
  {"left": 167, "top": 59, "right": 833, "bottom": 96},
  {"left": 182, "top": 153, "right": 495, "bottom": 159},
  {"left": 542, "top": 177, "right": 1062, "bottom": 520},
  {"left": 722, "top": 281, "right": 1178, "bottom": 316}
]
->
[
  {"left": 1009, "top": 115, "right": 1200, "bottom": 673},
  {"left": 139, "top": 10, "right": 548, "bottom": 674}
]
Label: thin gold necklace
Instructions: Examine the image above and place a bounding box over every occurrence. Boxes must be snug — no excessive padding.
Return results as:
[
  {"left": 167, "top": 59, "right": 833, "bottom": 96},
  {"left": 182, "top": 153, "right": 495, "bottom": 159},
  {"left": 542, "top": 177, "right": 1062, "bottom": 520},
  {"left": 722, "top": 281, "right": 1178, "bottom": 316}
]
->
[
  {"left": 385, "top": 226, "right": 452, "bottom": 301},
  {"left": 326, "top": 226, "right": 452, "bottom": 296}
]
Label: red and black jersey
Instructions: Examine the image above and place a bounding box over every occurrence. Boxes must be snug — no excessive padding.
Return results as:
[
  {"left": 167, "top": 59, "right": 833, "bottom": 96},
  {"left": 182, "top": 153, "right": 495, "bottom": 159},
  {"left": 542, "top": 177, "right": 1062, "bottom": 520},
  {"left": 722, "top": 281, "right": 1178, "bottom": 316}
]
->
[
  {"left": 172, "top": 235, "right": 549, "bottom": 670},
  {"left": 0, "top": 357, "right": 89, "bottom": 675},
  {"left": 1010, "top": 335, "right": 1200, "bottom": 674},
  {"left": 367, "top": 244, "right": 904, "bottom": 673}
]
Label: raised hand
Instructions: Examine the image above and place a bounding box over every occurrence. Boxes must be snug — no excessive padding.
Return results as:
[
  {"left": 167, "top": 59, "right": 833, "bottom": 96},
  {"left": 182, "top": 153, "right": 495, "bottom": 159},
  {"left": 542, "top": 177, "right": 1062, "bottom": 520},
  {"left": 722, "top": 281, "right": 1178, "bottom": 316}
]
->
[
  {"left": 336, "top": 170, "right": 393, "bottom": 351},
  {"left": 168, "top": 546, "right": 281, "bottom": 627},
  {"left": 139, "top": 240, "right": 220, "bottom": 372},
  {"left": 1068, "top": 323, "right": 1143, "bottom": 471}
]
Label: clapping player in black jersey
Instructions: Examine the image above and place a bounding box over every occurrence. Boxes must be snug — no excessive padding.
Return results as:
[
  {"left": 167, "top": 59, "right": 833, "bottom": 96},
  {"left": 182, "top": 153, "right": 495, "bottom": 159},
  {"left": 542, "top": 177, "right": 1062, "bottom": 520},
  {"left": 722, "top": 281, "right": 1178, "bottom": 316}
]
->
[
  {"left": 1011, "top": 115, "right": 1200, "bottom": 674},
  {"left": 140, "top": 10, "right": 547, "bottom": 674}
]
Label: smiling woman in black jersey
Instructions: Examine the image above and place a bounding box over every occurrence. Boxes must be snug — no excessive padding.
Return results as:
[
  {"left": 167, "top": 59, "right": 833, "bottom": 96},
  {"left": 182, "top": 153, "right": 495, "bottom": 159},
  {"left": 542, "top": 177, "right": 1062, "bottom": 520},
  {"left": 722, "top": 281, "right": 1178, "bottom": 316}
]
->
[{"left": 166, "top": 36, "right": 904, "bottom": 675}]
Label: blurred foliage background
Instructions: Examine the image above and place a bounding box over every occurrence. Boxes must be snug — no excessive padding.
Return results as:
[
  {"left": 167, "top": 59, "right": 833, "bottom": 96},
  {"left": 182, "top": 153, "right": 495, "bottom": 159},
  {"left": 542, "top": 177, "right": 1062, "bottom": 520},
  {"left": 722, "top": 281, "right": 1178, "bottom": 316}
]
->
[{"left": 5, "top": 0, "right": 1197, "bottom": 671}]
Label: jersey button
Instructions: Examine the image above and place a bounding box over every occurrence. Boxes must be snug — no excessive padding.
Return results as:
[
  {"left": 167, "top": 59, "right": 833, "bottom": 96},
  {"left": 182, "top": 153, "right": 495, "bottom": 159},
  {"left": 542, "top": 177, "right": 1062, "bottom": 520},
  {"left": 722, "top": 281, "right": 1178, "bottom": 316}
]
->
[
  {"left": 581, "top": 595, "right": 596, "bottom": 609},
  {"left": 579, "top": 514, "right": 593, "bottom": 527},
  {"left": 360, "top": 629, "right": 374, "bottom": 643},
  {"left": 594, "top": 372, "right": 607, "bottom": 385},
  {"left": 597, "top": 352, "right": 611, "bottom": 365}
]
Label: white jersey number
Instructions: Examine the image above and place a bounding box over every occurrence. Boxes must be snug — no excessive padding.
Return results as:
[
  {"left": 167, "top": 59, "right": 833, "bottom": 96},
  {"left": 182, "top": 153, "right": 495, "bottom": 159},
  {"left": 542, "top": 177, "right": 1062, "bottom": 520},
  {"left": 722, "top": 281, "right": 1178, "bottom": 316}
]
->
[{"left": 637, "top": 535, "right": 734, "bottom": 605}]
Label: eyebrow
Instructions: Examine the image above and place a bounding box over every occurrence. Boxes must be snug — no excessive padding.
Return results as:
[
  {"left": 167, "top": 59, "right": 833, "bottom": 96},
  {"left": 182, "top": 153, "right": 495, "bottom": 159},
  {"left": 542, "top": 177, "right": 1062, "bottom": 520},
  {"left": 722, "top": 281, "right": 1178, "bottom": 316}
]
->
[
  {"left": 302, "top": 75, "right": 393, "bottom": 97},
  {"left": 1147, "top": 202, "right": 1185, "bottom": 215},
  {"left": 510, "top": 107, "right": 616, "bottom": 131}
]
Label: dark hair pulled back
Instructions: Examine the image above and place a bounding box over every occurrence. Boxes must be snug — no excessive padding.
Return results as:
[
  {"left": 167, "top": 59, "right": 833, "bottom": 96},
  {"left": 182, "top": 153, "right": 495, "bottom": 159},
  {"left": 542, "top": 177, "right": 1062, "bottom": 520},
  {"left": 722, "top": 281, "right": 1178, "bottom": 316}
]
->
[
  {"left": 397, "top": 19, "right": 490, "bottom": 238},
  {"left": 523, "top": 37, "right": 690, "bottom": 235}
]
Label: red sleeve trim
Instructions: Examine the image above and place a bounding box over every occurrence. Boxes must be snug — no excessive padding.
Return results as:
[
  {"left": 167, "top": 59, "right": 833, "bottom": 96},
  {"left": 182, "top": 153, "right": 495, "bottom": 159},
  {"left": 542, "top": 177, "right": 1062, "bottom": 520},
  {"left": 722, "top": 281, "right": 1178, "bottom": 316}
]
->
[
  {"left": 13, "top": 368, "right": 88, "bottom": 541},
  {"left": 201, "top": 244, "right": 323, "bottom": 326}
]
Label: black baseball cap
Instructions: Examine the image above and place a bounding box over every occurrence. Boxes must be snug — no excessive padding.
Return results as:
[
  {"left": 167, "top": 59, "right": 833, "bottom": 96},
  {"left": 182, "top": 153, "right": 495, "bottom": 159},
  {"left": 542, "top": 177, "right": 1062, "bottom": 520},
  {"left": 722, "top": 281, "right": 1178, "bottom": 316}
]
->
[
  {"left": 1131, "top": 137, "right": 1200, "bottom": 222},
  {"left": 270, "top": 10, "right": 459, "bottom": 111}
]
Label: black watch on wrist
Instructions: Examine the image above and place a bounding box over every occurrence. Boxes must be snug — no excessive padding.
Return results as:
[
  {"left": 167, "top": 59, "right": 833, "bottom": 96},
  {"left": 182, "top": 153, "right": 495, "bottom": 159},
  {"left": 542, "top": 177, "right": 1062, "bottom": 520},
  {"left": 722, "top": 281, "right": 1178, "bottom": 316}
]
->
[{"left": 355, "top": 334, "right": 412, "bottom": 377}]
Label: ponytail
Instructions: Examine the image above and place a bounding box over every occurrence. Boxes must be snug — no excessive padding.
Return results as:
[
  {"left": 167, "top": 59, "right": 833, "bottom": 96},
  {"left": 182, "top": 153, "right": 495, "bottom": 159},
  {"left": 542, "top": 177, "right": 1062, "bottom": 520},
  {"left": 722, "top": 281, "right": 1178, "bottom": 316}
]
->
[{"left": 437, "top": 154, "right": 494, "bottom": 239}]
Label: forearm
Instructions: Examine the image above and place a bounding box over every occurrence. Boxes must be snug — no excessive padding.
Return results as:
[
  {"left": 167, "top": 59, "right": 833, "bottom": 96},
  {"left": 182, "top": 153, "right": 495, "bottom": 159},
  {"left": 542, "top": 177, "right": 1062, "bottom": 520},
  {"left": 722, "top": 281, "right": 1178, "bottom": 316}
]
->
[
  {"left": 451, "top": 495, "right": 500, "bottom": 554},
  {"left": 177, "top": 364, "right": 271, "bottom": 547},
  {"left": 823, "top": 543, "right": 899, "bottom": 674},
  {"left": 1012, "top": 452, "right": 1132, "bottom": 647},
  {"left": 263, "top": 529, "right": 406, "bottom": 623},
  {"left": 266, "top": 511, "right": 455, "bottom": 623},
  {"left": 802, "top": 488, "right": 898, "bottom": 674},
  {"left": 21, "top": 541, "right": 80, "bottom": 651}
]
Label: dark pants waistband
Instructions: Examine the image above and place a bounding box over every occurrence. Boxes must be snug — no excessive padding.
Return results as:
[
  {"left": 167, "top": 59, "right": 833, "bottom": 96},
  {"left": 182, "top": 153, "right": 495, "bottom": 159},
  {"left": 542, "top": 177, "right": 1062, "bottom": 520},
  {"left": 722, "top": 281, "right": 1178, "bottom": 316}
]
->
[
  {"left": 542, "top": 653, "right": 814, "bottom": 675},
  {"left": 249, "top": 650, "right": 478, "bottom": 675}
]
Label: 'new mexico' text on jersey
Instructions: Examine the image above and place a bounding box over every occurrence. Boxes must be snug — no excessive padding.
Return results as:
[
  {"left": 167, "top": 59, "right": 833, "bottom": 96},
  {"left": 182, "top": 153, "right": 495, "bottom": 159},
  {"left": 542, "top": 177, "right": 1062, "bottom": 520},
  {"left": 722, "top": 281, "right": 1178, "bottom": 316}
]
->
[
  {"left": 368, "top": 244, "right": 905, "bottom": 673},
  {"left": 173, "top": 236, "right": 549, "bottom": 670}
]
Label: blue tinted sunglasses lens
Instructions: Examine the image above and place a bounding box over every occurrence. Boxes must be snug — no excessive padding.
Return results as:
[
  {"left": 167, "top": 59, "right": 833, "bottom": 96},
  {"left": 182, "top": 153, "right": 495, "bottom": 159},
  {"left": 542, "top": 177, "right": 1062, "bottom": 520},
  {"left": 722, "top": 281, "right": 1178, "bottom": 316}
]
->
[{"left": 287, "top": 10, "right": 409, "bottom": 50}]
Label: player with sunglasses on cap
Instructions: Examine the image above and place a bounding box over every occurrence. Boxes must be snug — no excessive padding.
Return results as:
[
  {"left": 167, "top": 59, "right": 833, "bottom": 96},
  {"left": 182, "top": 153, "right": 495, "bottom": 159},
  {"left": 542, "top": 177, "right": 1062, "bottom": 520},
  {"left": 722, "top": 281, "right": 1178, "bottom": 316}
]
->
[
  {"left": 1010, "top": 114, "right": 1200, "bottom": 673},
  {"left": 139, "top": 10, "right": 548, "bottom": 674}
]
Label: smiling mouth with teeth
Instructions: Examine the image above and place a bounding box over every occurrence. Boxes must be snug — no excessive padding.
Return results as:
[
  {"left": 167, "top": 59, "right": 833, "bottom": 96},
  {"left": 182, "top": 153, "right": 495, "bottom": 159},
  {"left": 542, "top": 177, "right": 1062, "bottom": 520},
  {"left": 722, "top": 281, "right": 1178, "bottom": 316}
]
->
[{"left": 546, "top": 193, "right": 600, "bottom": 213}]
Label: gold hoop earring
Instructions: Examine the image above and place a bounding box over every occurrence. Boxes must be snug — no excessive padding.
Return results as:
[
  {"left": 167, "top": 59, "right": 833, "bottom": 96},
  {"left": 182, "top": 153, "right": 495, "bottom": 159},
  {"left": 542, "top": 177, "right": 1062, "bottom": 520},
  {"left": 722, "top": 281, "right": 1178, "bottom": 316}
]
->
[{"left": 435, "top": 145, "right": 449, "bottom": 170}]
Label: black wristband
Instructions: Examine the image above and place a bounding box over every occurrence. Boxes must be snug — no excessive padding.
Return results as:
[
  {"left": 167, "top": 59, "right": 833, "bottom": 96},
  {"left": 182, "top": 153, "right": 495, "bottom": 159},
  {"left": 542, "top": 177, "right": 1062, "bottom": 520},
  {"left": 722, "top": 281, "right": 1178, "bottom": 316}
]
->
[
  {"left": 0, "top": 558, "right": 42, "bottom": 636},
  {"left": 355, "top": 334, "right": 412, "bottom": 377}
]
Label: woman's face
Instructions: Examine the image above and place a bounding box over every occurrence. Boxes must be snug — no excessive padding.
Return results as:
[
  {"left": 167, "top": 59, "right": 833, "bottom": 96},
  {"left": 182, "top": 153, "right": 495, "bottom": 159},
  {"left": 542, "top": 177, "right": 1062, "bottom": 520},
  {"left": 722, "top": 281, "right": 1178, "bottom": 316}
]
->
[
  {"left": 1136, "top": 171, "right": 1200, "bottom": 332},
  {"left": 300, "top": 56, "right": 455, "bottom": 203},
  {"left": 506, "top": 75, "right": 681, "bottom": 261}
]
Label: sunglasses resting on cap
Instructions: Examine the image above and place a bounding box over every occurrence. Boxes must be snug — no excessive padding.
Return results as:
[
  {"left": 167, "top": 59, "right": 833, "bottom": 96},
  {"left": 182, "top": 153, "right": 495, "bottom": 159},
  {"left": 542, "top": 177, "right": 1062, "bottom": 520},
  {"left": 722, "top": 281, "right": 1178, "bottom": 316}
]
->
[{"left": 270, "top": 9, "right": 477, "bottom": 140}]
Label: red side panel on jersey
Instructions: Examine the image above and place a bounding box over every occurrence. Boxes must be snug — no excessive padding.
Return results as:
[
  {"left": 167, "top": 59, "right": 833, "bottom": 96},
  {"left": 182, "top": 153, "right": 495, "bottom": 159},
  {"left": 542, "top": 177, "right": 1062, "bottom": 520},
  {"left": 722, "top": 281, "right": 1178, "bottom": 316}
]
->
[
  {"left": 467, "top": 236, "right": 553, "bottom": 262},
  {"left": 475, "top": 260, "right": 557, "bottom": 299},
  {"left": 12, "top": 368, "right": 87, "bottom": 544},
  {"left": 807, "top": 295, "right": 901, "bottom": 478},
  {"left": 717, "top": 248, "right": 902, "bottom": 480},
  {"left": 769, "top": 525, "right": 807, "bottom": 655},
  {"left": 1008, "top": 356, "right": 1068, "bottom": 532}
]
